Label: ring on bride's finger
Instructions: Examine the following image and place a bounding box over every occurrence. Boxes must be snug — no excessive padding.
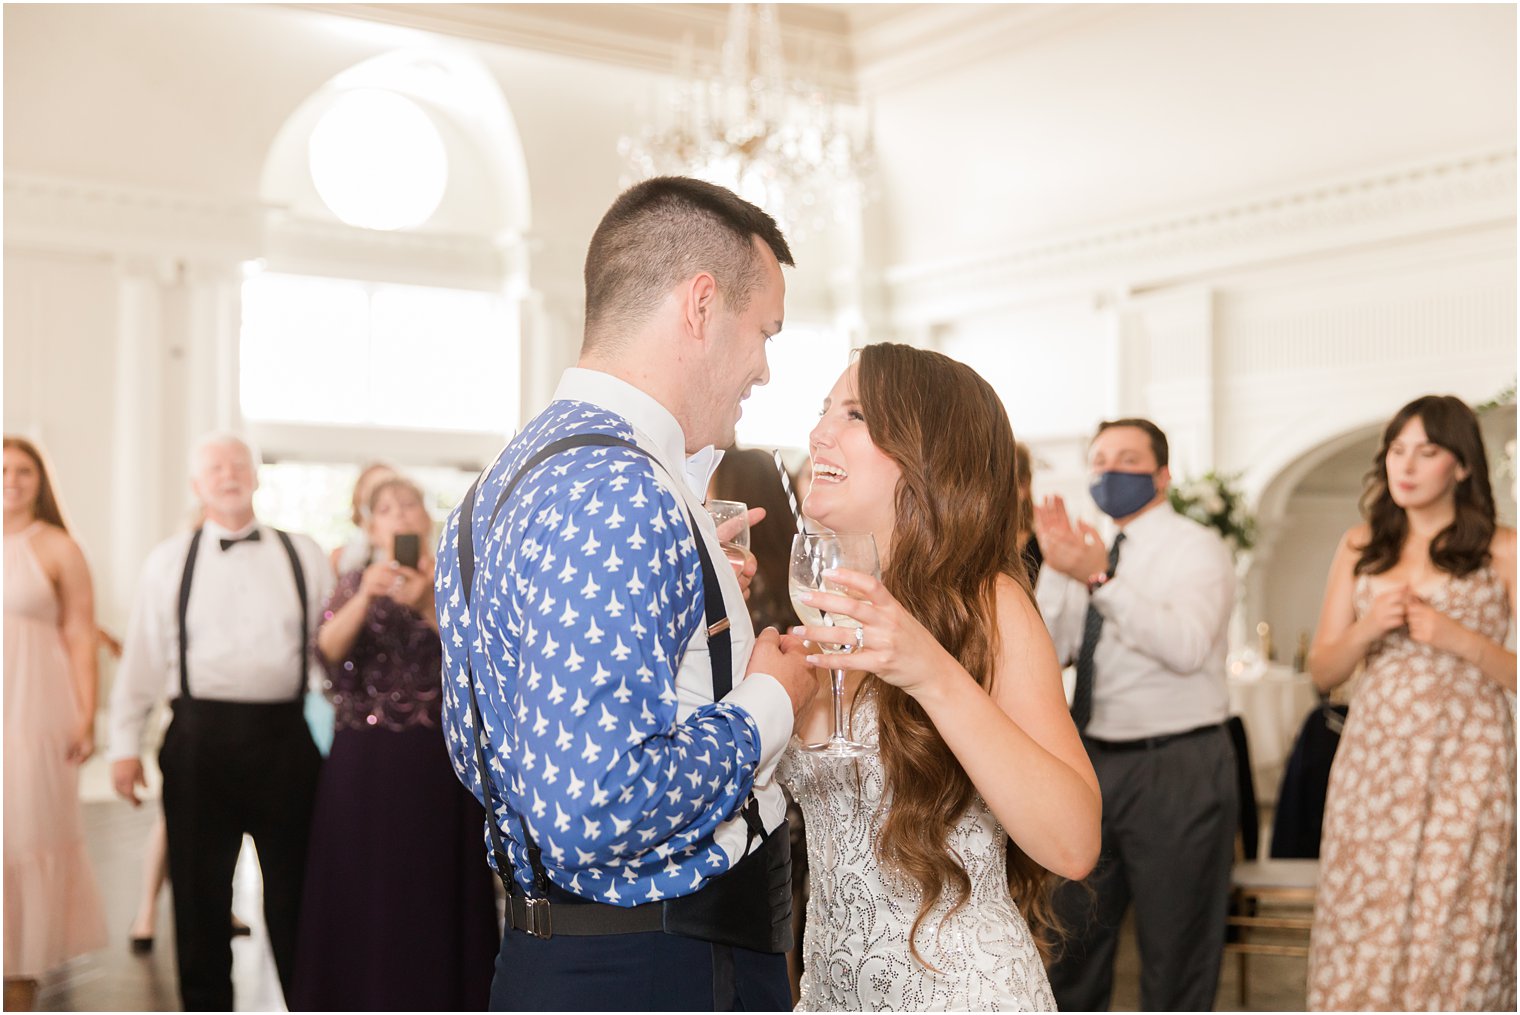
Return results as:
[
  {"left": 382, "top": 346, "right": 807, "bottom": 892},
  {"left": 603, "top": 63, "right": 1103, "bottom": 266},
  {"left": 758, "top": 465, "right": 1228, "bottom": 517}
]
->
[{"left": 854, "top": 626, "right": 866, "bottom": 652}]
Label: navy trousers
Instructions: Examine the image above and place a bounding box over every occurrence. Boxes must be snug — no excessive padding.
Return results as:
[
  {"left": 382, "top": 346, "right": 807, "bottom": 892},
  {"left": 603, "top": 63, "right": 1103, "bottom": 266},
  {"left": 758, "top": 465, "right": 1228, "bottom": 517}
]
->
[{"left": 489, "top": 923, "right": 790, "bottom": 1012}]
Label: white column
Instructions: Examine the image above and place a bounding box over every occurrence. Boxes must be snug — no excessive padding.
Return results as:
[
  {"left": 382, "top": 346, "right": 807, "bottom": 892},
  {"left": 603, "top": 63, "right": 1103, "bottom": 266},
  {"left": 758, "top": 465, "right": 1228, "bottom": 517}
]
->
[{"left": 109, "top": 256, "right": 170, "bottom": 605}]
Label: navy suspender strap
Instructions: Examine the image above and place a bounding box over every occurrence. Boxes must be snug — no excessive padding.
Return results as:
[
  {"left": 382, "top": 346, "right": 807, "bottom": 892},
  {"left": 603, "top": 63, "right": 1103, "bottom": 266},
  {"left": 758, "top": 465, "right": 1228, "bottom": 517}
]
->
[
  {"left": 456, "top": 434, "right": 736, "bottom": 913},
  {"left": 176, "top": 526, "right": 311, "bottom": 702}
]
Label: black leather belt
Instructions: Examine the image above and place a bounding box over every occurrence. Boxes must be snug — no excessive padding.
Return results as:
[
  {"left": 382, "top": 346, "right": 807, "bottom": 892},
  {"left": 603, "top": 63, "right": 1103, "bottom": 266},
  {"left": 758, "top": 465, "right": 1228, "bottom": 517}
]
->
[
  {"left": 506, "top": 889, "right": 664, "bottom": 938},
  {"left": 1084, "top": 722, "right": 1223, "bottom": 752}
]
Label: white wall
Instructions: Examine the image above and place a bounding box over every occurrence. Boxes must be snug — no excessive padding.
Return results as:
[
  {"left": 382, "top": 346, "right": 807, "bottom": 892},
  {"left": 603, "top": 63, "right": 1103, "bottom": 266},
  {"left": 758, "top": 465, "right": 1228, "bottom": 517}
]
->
[{"left": 867, "top": 3, "right": 1515, "bottom": 269}]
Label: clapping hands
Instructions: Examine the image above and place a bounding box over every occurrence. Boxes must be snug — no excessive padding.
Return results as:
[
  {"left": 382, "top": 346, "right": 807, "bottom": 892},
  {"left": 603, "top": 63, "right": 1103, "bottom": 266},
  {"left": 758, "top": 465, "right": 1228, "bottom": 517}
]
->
[{"left": 1033, "top": 495, "right": 1110, "bottom": 584}]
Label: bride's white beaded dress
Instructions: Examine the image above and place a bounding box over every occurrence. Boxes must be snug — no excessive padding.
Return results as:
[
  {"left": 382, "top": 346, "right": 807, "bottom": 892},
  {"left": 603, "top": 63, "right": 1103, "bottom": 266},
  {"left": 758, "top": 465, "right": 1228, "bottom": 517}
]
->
[{"left": 779, "top": 693, "right": 1056, "bottom": 1012}]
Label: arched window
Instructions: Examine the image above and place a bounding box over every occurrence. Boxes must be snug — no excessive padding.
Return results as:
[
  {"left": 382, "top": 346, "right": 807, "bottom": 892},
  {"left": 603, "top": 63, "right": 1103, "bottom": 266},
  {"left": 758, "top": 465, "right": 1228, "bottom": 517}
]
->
[{"left": 247, "top": 50, "right": 531, "bottom": 548}]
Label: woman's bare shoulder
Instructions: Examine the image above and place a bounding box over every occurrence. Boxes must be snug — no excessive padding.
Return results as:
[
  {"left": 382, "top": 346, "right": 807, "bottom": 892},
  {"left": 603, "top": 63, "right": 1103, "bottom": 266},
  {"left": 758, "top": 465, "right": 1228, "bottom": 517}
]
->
[
  {"left": 30, "top": 523, "right": 87, "bottom": 574},
  {"left": 1490, "top": 526, "right": 1517, "bottom": 565}
]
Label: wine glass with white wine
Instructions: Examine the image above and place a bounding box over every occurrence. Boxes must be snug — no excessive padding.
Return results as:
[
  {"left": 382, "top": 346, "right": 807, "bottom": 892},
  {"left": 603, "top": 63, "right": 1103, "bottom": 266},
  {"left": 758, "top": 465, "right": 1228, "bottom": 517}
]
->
[
  {"left": 705, "top": 499, "right": 751, "bottom": 570},
  {"left": 789, "top": 532, "right": 881, "bottom": 758}
]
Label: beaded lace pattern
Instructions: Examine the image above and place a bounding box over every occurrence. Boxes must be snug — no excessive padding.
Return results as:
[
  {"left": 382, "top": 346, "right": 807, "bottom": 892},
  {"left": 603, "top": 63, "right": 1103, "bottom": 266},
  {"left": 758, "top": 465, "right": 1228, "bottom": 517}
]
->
[{"left": 780, "top": 694, "right": 1055, "bottom": 1011}]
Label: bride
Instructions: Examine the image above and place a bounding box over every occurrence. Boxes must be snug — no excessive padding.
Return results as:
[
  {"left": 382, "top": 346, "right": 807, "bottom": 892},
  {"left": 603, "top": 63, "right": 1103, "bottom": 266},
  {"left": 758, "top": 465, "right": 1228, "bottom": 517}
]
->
[{"left": 779, "top": 343, "right": 1101, "bottom": 1011}]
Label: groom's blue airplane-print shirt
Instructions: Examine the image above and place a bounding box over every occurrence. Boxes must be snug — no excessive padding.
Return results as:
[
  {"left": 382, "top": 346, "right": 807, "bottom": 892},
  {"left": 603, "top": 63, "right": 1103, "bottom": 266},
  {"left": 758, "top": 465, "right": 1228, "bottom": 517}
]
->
[{"left": 436, "top": 377, "right": 788, "bottom": 904}]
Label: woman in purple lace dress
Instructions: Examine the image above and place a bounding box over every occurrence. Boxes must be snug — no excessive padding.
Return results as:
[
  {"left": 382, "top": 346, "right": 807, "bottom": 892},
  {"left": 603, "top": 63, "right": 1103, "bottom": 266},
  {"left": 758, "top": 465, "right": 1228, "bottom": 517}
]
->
[{"left": 292, "top": 477, "right": 497, "bottom": 1010}]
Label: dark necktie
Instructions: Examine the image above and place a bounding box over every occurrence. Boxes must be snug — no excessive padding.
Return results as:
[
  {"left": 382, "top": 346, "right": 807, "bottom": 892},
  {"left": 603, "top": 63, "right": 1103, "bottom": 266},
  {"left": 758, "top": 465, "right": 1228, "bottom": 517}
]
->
[
  {"left": 1071, "top": 531, "right": 1125, "bottom": 733},
  {"left": 219, "top": 529, "right": 262, "bottom": 552}
]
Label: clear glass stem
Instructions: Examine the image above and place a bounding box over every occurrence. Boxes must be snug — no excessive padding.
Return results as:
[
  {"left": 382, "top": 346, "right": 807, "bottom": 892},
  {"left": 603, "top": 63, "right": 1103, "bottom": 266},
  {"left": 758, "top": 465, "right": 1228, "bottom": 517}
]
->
[{"left": 830, "top": 669, "right": 848, "bottom": 743}]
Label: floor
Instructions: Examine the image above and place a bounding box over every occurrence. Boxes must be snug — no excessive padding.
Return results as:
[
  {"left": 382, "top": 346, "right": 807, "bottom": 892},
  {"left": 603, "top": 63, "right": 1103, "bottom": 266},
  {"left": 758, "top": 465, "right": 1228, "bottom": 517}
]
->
[
  {"left": 34, "top": 803, "right": 282, "bottom": 1013},
  {"left": 34, "top": 799, "right": 1307, "bottom": 1012}
]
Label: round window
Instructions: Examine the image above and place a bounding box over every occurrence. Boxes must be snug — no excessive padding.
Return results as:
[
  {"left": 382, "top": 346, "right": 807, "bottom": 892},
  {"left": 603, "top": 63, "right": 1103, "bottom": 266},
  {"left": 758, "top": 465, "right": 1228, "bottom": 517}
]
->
[{"left": 308, "top": 88, "right": 448, "bottom": 231}]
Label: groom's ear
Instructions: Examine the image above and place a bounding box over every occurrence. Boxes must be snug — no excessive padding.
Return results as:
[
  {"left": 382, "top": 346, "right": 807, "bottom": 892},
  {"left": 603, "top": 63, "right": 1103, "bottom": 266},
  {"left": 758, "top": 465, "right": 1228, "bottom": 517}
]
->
[{"left": 679, "top": 271, "right": 720, "bottom": 343}]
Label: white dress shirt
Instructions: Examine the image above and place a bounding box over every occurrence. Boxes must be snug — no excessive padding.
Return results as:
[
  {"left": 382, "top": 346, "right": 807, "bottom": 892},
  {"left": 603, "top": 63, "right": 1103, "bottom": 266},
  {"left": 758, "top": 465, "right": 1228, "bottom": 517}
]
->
[
  {"left": 549, "top": 368, "right": 794, "bottom": 854},
  {"left": 1036, "top": 501, "right": 1235, "bottom": 741},
  {"left": 106, "top": 519, "right": 334, "bottom": 761}
]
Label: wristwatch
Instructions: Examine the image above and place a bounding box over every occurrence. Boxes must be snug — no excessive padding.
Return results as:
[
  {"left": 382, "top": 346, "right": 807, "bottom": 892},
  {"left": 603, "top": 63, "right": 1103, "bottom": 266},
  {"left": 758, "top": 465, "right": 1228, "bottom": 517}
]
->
[{"left": 1086, "top": 571, "right": 1112, "bottom": 595}]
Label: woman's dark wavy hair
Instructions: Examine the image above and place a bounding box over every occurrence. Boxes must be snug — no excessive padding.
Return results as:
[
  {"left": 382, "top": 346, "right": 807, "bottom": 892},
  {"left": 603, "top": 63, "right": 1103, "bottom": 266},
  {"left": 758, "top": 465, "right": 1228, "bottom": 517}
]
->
[
  {"left": 1355, "top": 394, "right": 1495, "bottom": 577},
  {"left": 711, "top": 447, "right": 801, "bottom": 633},
  {"left": 853, "top": 342, "right": 1060, "bottom": 965}
]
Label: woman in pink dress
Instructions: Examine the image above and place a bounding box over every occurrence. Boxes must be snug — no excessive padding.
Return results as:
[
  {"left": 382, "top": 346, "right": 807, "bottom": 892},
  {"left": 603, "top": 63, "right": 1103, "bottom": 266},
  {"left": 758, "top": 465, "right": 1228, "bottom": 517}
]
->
[{"left": 3, "top": 437, "right": 107, "bottom": 1010}]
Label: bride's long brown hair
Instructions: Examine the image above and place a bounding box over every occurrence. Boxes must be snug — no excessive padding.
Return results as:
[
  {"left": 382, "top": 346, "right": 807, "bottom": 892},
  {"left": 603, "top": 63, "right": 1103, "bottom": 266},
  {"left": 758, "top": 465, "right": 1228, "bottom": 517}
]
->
[{"left": 853, "top": 343, "right": 1060, "bottom": 964}]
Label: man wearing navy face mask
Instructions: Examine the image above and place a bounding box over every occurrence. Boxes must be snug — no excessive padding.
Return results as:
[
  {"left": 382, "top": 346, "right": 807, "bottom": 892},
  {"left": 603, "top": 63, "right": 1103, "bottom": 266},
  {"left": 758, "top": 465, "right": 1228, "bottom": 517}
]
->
[{"left": 1032, "top": 418, "right": 1237, "bottom": 1012}]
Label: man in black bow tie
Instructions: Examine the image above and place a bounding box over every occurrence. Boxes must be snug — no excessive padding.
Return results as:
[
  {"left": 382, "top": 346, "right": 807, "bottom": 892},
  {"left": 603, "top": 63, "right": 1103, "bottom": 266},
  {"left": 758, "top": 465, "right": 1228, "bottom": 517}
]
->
[{"left": 107, "top": 433, "right": 333, "bottom": 1011}]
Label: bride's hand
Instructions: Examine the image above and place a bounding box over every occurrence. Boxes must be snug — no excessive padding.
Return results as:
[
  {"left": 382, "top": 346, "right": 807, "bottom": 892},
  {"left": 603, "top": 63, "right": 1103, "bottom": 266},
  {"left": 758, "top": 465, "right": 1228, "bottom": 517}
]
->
[{"left": 790, "top": 568, "right": 955, "bottom": 698}]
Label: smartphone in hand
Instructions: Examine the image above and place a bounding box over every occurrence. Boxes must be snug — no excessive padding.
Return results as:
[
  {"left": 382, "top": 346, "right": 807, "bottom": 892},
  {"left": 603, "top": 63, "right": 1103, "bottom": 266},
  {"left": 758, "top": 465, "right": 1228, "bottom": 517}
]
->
[{"left": 392, "top": 533, "right": 420, "bottom": 569}]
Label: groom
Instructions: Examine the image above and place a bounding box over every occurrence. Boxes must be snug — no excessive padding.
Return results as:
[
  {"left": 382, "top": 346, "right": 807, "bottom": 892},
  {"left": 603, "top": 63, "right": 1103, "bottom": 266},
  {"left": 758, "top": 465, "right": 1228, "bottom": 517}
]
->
[{"left": 435, "top": 176, "right": 817, "bottom": 1011}]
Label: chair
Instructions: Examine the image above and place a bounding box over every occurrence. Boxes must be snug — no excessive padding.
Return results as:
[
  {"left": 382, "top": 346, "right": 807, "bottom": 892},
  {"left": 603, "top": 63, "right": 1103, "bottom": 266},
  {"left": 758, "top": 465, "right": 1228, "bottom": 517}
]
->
[
  {"left": 1269, "top": 701, "right": 1349, "bottom": 858},
  {"left": 1224, "top": 714, "right": 1318, "bottom": 1007}
]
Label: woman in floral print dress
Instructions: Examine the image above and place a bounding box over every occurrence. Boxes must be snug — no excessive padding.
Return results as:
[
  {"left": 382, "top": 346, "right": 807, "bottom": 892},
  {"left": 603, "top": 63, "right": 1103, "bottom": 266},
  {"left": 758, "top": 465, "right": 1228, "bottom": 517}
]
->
[{"left": 1306, "top": 395, "right": 1516, "bottom": 1011}]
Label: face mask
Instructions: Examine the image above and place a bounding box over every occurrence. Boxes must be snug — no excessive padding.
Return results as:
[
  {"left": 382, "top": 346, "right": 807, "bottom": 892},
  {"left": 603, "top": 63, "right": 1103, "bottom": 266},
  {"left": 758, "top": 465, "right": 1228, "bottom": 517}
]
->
[{"left": 1089, "top": 470, "right": 1157, "bottom": 519}]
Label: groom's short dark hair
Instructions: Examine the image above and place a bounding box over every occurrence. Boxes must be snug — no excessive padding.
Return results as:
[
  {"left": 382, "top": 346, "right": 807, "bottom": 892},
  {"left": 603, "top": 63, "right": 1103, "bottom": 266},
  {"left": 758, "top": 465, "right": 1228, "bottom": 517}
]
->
[{"left": 582, "top": 177, "right": 792, "bottom": 353}]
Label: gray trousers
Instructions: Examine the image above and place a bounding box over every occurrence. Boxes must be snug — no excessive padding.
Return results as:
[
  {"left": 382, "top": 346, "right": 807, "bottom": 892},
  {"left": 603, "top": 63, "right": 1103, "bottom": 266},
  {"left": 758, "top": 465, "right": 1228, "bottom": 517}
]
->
[{"left": 1048, "top": 725, "right": 1238, "bottom": 1012}]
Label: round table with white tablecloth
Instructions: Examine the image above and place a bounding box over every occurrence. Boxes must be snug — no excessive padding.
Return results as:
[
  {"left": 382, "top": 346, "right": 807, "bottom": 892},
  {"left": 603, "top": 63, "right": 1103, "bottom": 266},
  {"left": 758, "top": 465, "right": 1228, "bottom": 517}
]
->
[{"left": 1228, "top": 663, "right": 1321, "bottom": 806}]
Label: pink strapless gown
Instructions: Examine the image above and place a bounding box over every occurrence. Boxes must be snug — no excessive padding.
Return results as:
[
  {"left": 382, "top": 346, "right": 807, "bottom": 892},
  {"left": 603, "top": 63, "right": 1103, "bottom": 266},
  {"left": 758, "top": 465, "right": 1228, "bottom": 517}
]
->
[{"left": 3, "top": 523, "right": 106, "bottom": 978}]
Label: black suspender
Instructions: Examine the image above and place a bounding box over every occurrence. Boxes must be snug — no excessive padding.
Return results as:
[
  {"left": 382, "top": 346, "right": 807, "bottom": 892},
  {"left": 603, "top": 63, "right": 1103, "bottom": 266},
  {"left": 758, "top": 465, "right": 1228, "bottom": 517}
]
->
[
  {"left": 273, "top": 529, "right": 310, "bottom": 701},
  {"left": 176, "top": 528, "right": 205, "bottom": 700},
  {"left": 177, "top": 525, "right": 310, "bottom": 702},
  {"left": 456, "top": 434, "right": 735, "bottom": 901}
]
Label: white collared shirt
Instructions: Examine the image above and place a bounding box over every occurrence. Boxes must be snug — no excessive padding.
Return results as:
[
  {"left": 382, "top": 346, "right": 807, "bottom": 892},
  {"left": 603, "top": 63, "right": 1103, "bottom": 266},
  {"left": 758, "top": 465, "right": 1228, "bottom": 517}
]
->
[
  {"left": 106, "top": 520, "right": 334, "bottom": 761},
  {"left": 1036, "top": 501, "right": 1235, "bottom": 740}
]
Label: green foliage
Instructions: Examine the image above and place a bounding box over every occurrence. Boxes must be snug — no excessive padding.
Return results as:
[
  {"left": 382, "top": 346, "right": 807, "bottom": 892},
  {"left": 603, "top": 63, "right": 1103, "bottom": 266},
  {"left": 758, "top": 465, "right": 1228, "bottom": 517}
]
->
[{"left": 1476, "top": 380, "right": 1517, "bottom": 413}]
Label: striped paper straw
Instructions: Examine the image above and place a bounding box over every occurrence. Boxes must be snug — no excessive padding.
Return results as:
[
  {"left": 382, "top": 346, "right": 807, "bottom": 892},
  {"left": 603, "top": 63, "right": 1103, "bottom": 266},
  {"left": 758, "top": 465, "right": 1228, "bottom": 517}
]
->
[{"left": 773, "top": 449, "right": 805, "bottom": 534}]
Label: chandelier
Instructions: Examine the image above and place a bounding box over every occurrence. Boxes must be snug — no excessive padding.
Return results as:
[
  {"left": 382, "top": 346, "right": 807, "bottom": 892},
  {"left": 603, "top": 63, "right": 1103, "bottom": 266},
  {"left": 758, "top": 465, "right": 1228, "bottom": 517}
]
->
[{"left": 619, "top": 3, "right": 874, "bottom": 239}]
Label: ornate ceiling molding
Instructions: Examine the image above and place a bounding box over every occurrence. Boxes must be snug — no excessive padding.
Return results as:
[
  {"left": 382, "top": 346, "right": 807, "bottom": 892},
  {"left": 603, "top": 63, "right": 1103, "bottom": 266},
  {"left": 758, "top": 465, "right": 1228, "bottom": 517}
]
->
[
  {"left": 3, "top": 173, "right": 266, "bottom": 260},
  {"left": 284, "top": 4, "right": 1118, "bottom": 100},
  {"left": 2, "top": 173, "right": 510, "bottom": 284},
  {"left": 286, "top": 3, "right": 861, "bottom": 95},
  {"left": 884, "top": 147, "right": 1518, "bottom": 322},
  {"left": 850, "top": 3, "right": 1124, "bottom": 95}
]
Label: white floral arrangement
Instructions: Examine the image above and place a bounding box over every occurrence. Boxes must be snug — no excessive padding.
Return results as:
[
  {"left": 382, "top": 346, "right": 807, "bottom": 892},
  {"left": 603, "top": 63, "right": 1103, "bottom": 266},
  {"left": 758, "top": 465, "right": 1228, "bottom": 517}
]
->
[{"left": 1168, "top": 471, "right": 1256, "bottom": 555}]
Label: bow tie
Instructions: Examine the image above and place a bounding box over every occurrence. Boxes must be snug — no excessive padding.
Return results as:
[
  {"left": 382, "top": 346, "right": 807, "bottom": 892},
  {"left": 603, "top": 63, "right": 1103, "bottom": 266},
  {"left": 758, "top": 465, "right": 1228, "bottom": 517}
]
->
[
  {"left": 219, "top": 529, "right": 262, "bottom": 552},
  {"left": 685, "top": 446, "right": 725, "bottom": 501}
]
